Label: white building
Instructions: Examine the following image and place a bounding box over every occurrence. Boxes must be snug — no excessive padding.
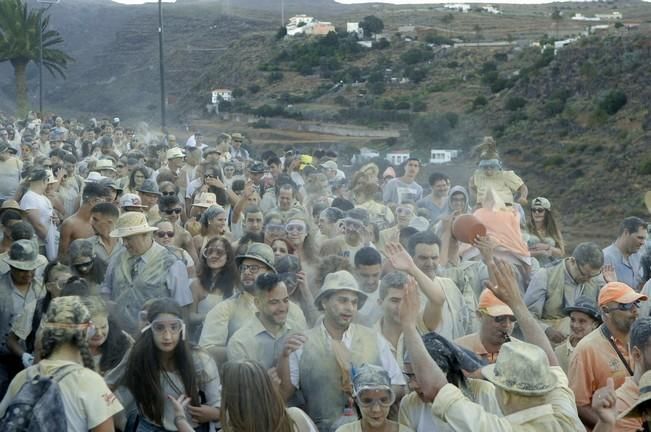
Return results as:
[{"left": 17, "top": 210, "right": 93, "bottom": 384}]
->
[
  {"left": 347, "top": 22, "right": 363, "bottom": 38},
  {"left": 211, "top": 89, "right": 233, "bottom": 103},
  {"left": 429, "top": 149, "right": 459, "bottom": 164},
  {"left": 482, "top": 5, "right": 502, "bottom": 15},
  {"left": 444, "top": 3, "right": 471, "bottom": 13},
  {"left": 571, "top": 14, "right": 602, "bottom": 22},
  {"left": 386, "top": 150, "right": 411, "bottom": 165},
  {"left": 595, "top": 12, "right": 622, "bottom": 20},
  {"left": 286, "top": 15, "right": 316, "bottom": 36}
]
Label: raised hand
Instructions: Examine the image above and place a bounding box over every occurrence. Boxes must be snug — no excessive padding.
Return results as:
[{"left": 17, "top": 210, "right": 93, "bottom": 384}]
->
[
  {"left": 385, "top": 242, "right": 415, "bottom": 272},
  {"left": 282, "top": 333, "right": 307, "bottom": 358},
  {"left": 399, "top": 276, "right": 421, "bottom": 328},
  {"left": 602, "top": 264, "right": 616, "bottom": 283},
  {"left": 592, "top": 377, "right": 617, "bottom": 426},
  {"left": 486, "top": 258, "right": 523, "bottom": 308}
]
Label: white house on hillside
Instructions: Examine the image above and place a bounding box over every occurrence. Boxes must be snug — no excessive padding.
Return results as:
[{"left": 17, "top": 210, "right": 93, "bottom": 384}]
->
[
  {"left": 347, "top": 22, "right": 364, "bottom": 38},
  {"left": 595, "top": 12, "right": 622, "bottom": 20},
  {"left": 444, "top": 3, "right": 471, "bottom": 13},
  {"left": 429, "top": 149, "right": 459, "bottom": 164},
  {"left": 386, "top": 150, "right": 411, "bottom": 165},
  {"left": 286, "top": 15, "right": 316, "bottom": 36},
  {"left": 482, "top": 5, "right": 502, "bottom": 15},
  {"left": 211, "top": 89, "right": 233, "bottom": 103}
]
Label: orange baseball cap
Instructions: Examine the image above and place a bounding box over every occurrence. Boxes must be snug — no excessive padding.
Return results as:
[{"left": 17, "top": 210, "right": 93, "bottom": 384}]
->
[
  {"left": 478, "top": 289, "right": 514, "bottom": 317},
  {"left": 598, "top": 282, "right": 648, "bottom": 307}
]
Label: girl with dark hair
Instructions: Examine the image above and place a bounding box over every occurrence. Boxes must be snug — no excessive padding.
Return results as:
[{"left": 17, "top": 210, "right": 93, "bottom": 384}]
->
[
  {"left": 117, "top": 298, "right": 221, "bottom": 432},
  {"left": 126, "top": 167, "right": 150, "bottom": 194},
  {"left": 0, "top": 296, "right": 124, "bottom": 431},
  {"left": 525, "top": 197, "right": 565, "bottom": 266},
  {"left": 190, "top": 237, "right": 238, "bottom": 339},
  {"left": 193, "top": 206, "right": 230, "bottom": 252},
  {"left": 81, "top": 296, "right": 132, "bottom": 376},
  {"left": 220, "top": 360, "right": 316, "bottom": 432}
]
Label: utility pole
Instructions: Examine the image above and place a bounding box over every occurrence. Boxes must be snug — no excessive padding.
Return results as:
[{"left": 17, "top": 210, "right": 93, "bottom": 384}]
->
[
  {"left": 37, "top": 0, "right": 60, "bottom": 119},
  {"left": 158, "top": 0, "right": 167, "bottom": 129},
  {"left": 281, "top": 0, "right": 285, "bottom": 26}
]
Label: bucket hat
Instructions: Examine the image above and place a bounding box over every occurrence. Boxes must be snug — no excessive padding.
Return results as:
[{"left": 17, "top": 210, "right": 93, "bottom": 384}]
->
[
  {"left": 314, "top": 270, "right": 368, "bottom": 311},
  {"left": 231, "top": 132, "right": 244, "bottom": 142},
  {"left": 137, "top": 179, "right": 161, "bottom": 196},
  {"left": 481, "top": 340, "right": 558, "bottom": 396},
  {"left": 0, "top": 200, "right": 25, "bottom": 216},
  {"left": 563, "top": 296, "right": 601, "bottom": 322},
  {"left": 235, "top": 242, "right": 277, "bottom": 273},
  {"left": 110, "top": 212, "right": 159, "bottom": 238},
  {"left": 119, "top": 193, "right": 147, "bottom": 209},
  {"left": 4, "top": 239, "right": 42, "bottom": 271},
  {"left": 166, "top": 147, "right": 185, "bottom": 160},
  {"left": 619, "top": 370, "right": 651, "bottom": 418}
]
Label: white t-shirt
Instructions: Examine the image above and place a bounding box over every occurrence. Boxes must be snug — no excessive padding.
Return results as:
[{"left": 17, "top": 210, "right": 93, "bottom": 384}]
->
[
  {"left": 0, "top": 359, "right": 123, "bottom": 432},
  {"left": 20, "top": 190, "right": 58, "bottom": 261}
]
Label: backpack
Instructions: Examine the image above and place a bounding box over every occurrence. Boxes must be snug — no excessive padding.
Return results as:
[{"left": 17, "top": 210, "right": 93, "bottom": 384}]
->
[{"left": 0, "top": 363, "right": 82, "bottom": 432}]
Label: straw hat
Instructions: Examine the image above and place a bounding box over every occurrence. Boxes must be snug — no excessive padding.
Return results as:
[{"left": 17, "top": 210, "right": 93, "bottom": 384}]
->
[
  {"left": 619, "top": 370, "right": 651, "bottom": 418},
  {"left": 110, "top": 212, "right": 158, "bottom": 238},
  {"left": 95, "top": 159, "right": 116, "bottom": 172},
  {"left": 166, "top": 147, "right": 185, "bottom": 160},
  {"left": 481, "top": 340, "right": 558, "bottom": 396},
  {"left": 192, "top": 192, "right": 217, "bottom": 208},
  {"left": 314, "top": 270, "right": 368, "bottom": 311},
  {"left": 0, "top": 200, "right": 25, "bottom": 216},
  {"left": 3, "top": 239, "right": 42, "bottom": 271}
]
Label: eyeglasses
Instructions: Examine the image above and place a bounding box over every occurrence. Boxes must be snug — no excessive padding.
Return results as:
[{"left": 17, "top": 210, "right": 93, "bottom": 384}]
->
[
  {"left": 116, "top": 164, "right": 125, "bottom": 169},
  {"left": 161, "top": 191, "right": 176, "bottom": 196},
  {"left": 343, "top": 220, "right": 364, "bottom": 231},
  {"left": 396, "top": 207, "right": 413, "bottom": 216},
  {"left": 286, "top": 223, "right": 306, "bottom": 234},
  {"left": 265, "top": 224, "right": 286, "bottom": 233},
  {"left": 142, "top": 318, "right": 185, "bottom": 336},
  {"left": 531, "top": 208, "right": 546, "bottom": 214},
  {"left": 163, "top": 208, "right": 182, "bottom": 215},
  {"left": 156, "top": 231, "right": 174, "bottom": 238},
  {"left": 576, "top": 264, "right": 602, "bottom": 280},
  {"left": 240, "top": 264, "right": 263, "bottom": 273},
  {"left": 203, "top": 247, "right": 226, "bottom": 258},
  {"left": 608, "top": 301, "right": 641, "bottom": 312},
  {"left": 493, "top": 315, "right": 517, "bottom": 324},
  {"left": 204, "top": 174, "right": 216, "bottom": 179},
  {"left": 402, "top": 371, "right": 417, "bottom": 382},
  {"left": 356, "top": 392, "right": 395, "bottom": 408}
]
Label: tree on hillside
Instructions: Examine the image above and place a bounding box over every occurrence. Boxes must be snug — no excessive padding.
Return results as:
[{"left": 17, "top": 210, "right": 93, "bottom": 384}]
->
[
  {"left": 360, "top": 16, "right": 384, "bottom": 37},
  {"left": 551, "top": 8, "right": 562, "bottom": 38},
  {"left": 0, "top": 0, "right": 72, "bottom": 116},
  {"left": 441, "top": 13, "right": 454, "bottom": 37},
  {"left": 473, "top": 24, "right": 482, "bottom": 46}
]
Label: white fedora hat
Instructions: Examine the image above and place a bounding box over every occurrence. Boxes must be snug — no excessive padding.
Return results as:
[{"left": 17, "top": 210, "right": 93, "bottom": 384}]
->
[{"left": 110, "top": 212, "right": 158, "bottom": 238}]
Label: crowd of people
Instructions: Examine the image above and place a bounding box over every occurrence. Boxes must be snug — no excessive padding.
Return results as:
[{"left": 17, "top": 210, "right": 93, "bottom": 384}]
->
[{"left": 1, "top": 113, "right": 651, "bottom": 431}]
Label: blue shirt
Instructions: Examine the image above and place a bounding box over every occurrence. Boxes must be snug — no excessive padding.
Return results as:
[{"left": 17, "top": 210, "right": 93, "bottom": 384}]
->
[{"left": 602, "top": 243, "right": 643, "bottom": 289}]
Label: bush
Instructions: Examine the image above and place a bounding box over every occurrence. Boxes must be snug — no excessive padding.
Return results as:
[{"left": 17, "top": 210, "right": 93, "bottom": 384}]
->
[
  {"left": 412, "top": 100, "right": 427, "bottom": 112},
  {"left": 232, "top": 88, "right": 245, "bottom": 98},
  {"left": 401, "top": 48, "right": 432, "bottom": 65},
  {"left": 409, "top": 112, "right": 459, "bottom": 144},
  {"left": 490, "top": 78, "right": 509, "bottom": 93},
  {"left": 267, "top": 71, "right": 284, "bottom": 84},
  {"left": 395, "top": 101, "right": 410, "bottom": 110},
  {"left": 405, "top": 67, "right": 427, "bottom": 84},
  {"left": 368, "top": 81, "right": 385, "bottom": 95},
  {"left": 248, "top": 84, "right": 261, "bottom": 94},
  {"left": 640, "top": 158, "right": 651, "bottom": 175},
  {"left": 504, "top": 96, "right": 526, "bottom": 111},
  {"left": 374, "top": 38, "right": 390, "bottom": 49},
  {"left": 334, "top": 95, "right": 350, "bottom": 106},
  {"left": 543, "top": 155, "right": 565, "bottom": 167},
  {"left": 472, "top": 95, "right": 488, "bottom": 109},
  {"left": 599, "top": 90, "right": 627, "bottom": 115}
]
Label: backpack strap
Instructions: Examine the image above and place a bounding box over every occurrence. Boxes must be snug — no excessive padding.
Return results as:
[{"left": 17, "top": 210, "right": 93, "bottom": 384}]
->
[{"left": 51, "top": 363, "right": 84, "bottom": 383}]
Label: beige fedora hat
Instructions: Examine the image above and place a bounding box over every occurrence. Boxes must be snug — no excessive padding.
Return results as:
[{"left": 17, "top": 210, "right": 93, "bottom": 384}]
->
[
  {"left": 314, "top": 270, "right": 368, "bottom": 311},
  {"left": 110, "top": 212, "right": 158, "bottom": 238},
  {"left": 482, "top": 340, "right": 558, "bottom": 396},
  {"left": 192, "top": 192, "right": 217, "bottom": 208}
]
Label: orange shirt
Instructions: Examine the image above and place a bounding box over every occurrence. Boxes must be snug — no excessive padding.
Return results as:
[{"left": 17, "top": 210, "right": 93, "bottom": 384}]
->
[
  {"left": 568, "top": 325, "right": 632, "bottom": 409},
  {"left": 454, "top": 332, "right": 519, "bottom": 364},
  {"left": 614, "top": 377, "right": 642, "bottom": 432}
]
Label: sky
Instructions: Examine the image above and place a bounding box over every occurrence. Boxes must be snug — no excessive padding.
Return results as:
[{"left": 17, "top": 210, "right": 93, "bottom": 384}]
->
[
  {"left": 111, "top": 0, "right": 176, "bottom": 4},
  {"left": 335, "top": 0, "right": 600, "bottom": 3}
]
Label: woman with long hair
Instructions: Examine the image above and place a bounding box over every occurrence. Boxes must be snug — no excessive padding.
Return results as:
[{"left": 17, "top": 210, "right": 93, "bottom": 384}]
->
[
  {"left": 285, "top": 215, "right": 319, "bottom": 270},
  {"left": 221, "top": 360, "right": 316, "bottom": 432},
  {"left": 190, "top": 237, "right": 237, "bottom": 338},
  {"left": 119, "top": 299, "right": 221, "bottom": 431},
  {"left": 525, "top": 196, "right": 565, "bottom": 266},
  {"left": 80, "top": 296, "right": 132, "bottom": 376},
  {"left": 0, "top": 296, "right": 123, "bottom": 431},
  {"left": 126, "top": 167, "right": 150, "bottom": 194}
]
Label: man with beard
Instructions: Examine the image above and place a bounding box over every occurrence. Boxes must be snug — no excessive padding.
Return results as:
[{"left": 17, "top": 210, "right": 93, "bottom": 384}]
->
[
  {"left": 603, "top": 217, "right": 648, "bottom": 290},
  {"left": 455, "top": 288, "right": 517, "bottom": 364},
  {"left": 277, "top": 270, "right": 405, "bottom": 432},
  {"left": 227, "top": 272, "right": 305, "bottom": 368},
  {"left": 199, "top": 243, "right": 306, "bottom": 365},
  {"left": 569, "top": 282, "right": 648, "bottom": 429},
  {"left": 68, "top": 239, "right": 106, "bottom": 295}
]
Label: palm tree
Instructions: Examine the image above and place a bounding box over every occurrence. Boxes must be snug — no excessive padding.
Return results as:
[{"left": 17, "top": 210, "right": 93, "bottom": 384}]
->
[{"left": 0, "top": 0, "right": 73, "bottom": 117}]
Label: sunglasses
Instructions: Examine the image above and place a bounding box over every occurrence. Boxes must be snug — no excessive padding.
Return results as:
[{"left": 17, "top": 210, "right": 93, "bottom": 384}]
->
[
  {"left": 203, "top": 247, "right": 226, "bottom": 258},
  {"left": 608, "top": 300, "right": 641, "bottom": 312},
  {"left": 161, "top": 191, "right": 176, "bottom": 196},
  {"left": 396, "top": 207, "right": 413, "bottom": 216},
  {"left": 265, "top": 224, "right": 286, "bottom": 233},
  {"left": 532, "top": 208, "right": 546, "bottom": 214},
  {"left": 163, "top": 208, "right": 182, "bottom": 215},
  {"left": 240, "top": 264, "right": 263, "bottom": 273},
  {"left": 156, "top": 231, "right": 174, "bottom": 238}
]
